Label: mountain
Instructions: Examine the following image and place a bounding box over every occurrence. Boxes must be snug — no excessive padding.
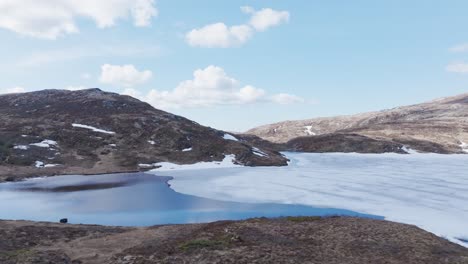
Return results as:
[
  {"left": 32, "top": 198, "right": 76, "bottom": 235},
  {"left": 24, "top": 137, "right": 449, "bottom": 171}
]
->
[
  {"left": 246, "top": 93, "right": 468, "bottom": 154},
  {"left": 0, "top": 89, "right": 287, "bottom": 181}
]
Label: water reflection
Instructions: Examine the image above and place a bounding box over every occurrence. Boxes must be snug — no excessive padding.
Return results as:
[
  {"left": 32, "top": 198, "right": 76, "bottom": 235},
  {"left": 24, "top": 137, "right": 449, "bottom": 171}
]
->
[{"left": 0, "top": 172, "right": 381, "bottom": 226}]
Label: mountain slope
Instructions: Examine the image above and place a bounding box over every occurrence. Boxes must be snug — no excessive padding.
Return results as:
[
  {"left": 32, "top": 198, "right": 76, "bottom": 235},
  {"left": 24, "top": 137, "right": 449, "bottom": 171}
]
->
[
  {"left": 0, "top": 89, "right": 287, "bottom": 181},
  {"left": 246, "top": 93, "right": 468, "bottom": 153}
]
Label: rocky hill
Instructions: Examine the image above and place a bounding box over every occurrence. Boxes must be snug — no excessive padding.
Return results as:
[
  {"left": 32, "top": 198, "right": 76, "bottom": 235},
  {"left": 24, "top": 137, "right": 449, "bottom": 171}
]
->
[
  {"left": 246, "top": 93, "right": 468, "bottom": 154},
  {"left": 1, "top": 217, "right": 467, "bottom": 264},
  {"left": 0, "top": 89, "right": 287, "bottom": 181}
]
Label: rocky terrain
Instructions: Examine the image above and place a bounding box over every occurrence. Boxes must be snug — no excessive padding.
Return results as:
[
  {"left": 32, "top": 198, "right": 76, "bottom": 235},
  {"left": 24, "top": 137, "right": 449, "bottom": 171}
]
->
[
  {"left": 247, "top": 93, "right": 468, "bottom": 154},
  {"left": 1, "top": 217, "right": 467, "bottom": 264},
  {"left": 0, "top": 89, "right": 287, "bottom": 182}
]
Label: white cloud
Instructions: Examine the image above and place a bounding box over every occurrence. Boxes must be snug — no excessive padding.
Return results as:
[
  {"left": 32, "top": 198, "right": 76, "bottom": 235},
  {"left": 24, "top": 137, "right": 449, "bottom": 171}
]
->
[
  {"left": 185, "top": 6, "right": 289, "bottom": 48},
  {"left": 270, "top": 93, "right": 304, "bottom": 104},
  {"left": 247, "top": 7, "right": 290, "bottom": 31},
  {"left": 64, "top": 85, "right": 87, "bottom": 91},
  {"left": 0, "top": 87, "right": 26, "bottom": 94},
  {"left": 99, "top": 64, "right": 153, "bottom": 88},
  {"left": 186, "top": 23, "right": 253, "bottom": 48},
  {"left": 123, "top": 65, "right": 302, "bottom": 109},
  {"left": 0, "top": 0, "right": 157, "bottom": 39},
  {"left": 446, "top": 62, "right": 468, "bottom": 74},
  {"left": 449, "top": 43, "right": 468, "bottom": 53}
]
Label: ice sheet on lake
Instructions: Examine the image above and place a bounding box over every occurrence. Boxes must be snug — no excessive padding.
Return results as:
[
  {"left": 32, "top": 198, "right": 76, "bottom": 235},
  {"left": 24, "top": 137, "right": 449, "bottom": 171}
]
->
[
  {"left": 151, "top": 155, "right": 240, "bottom": 171},
  {"left": 150, "top": 152, "right": 468, "bottom": 247}
]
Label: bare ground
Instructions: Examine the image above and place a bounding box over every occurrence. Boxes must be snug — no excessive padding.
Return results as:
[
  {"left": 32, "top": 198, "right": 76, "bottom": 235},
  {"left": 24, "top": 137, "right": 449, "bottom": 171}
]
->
[{"left": 1, "top": 217, "right": 467, "bottom": 264}]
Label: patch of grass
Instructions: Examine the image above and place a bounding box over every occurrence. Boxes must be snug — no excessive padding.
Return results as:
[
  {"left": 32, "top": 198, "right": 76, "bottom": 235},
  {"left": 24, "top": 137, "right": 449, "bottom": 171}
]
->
[
  {"left": 0, "top": 249, "right": 33, "bottom": 259},
  {"left": 179, "top": 239, "right": 227, "bottom": 251},
  {"left": 285, "top": 216, "right": 322, "bottom": 222},
  {"left": 0, "top": 139, "right": 13, "bottom": 162}
]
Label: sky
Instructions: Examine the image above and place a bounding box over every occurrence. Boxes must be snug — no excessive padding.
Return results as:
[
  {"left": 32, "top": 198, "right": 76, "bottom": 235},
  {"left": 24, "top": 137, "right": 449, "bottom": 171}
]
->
[{"left": 1, "top": 0, "right": 468, "bottom": 132}]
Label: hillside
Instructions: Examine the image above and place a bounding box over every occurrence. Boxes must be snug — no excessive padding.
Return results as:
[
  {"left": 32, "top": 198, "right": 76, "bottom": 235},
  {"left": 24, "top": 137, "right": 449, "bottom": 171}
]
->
[
  {"left": 247, "top": 93, "right": 468, "bottom": 154},
  {"left": 0, "top": 89, "right": 287, "bottom": 181},
  {"left": 1, "top": 217, "right": 467, "bottom": 264}
]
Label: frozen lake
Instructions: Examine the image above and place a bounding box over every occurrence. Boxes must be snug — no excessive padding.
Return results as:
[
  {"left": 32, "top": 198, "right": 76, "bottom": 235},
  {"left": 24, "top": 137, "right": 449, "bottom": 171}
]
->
[
  {"left": 149, "top": 152, "right": 468, "bottom": 247},
  {"left": 0, "top": 172, "right": 377, "bottom": 227}
]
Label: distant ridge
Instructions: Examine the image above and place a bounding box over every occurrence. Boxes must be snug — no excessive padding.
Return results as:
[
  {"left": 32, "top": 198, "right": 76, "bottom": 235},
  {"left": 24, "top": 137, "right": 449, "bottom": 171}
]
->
[{"left": 246, "top": 93, "right": 468, "bottom": 154}]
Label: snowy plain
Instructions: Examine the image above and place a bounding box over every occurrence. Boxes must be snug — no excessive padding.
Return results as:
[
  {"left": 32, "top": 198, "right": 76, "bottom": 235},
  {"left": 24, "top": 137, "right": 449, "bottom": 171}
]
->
[{"left": 150, "top": 152, "right": 468, "bottom": 247}]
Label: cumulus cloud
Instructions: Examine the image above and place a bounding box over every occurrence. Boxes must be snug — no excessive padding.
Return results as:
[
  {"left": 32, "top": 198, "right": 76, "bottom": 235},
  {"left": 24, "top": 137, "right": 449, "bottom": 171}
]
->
[
  {"left": 99, "top": 64, "right": 153, "bottom": 87},
  {"left": 0, "top": 87, "right": 26, "bottom": 94},
  {"left": 186, "top": 6, "right": 289, "bottom": 48},
  {"left": 270, "top": 93, "right": 304, "bottom": 104},
  {"left": 186, "top": 23, "right": 253, "bottom": 48},
  {"left": 449, "top": 43, "right": 468, "bottom": 53},
  {"left": 446, "top": 62, "right": 468, "bottom": 74},
  {"left": 0, "top": 0, "right": 157, "bottom": 39},
  {"left": 246, "top": 7, "right": 290, "bottom": 31},
  {"left": 122, "top": 65, "right": 302, "bottom": 109}
]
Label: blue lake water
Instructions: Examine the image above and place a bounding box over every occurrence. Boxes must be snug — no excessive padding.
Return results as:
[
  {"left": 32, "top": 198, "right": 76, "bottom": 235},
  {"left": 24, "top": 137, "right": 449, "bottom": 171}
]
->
[{"left": 0, "top": 172, "right": 381, "bottom": 226}]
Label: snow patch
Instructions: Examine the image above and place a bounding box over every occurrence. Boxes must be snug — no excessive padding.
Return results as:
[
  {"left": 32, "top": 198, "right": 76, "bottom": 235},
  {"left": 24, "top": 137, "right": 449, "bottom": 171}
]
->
[
  {"left": 44, "top": 164, "right": 60, "bottom": 168},
  {"left": 150, "top": 155, "right": 240, "bottom": 171},
  {"left": 14, "top": 145, "right": 29, "bottom": 150},
  {"left": 182, "top": 147, "right": 192, "bottom": 152},
  {"left": 72, "top": 124, "right": 115, "bottom": 135},
  {"left": 30, "top": 140, "right": 58, "bottom": 148},
  {"left": 152, "top": 152, "right": 468, "bottom": 248},
  {"left": 460, "top": 142, "right": 468, "bottom": 153},
  {"left": 223, "top": 134, "right": 239, "bottom": 141},
  {"left": 35, "top": 161, "right": 60, "bottom": 168},
  {"left": 148, "top": 140, "right": 156, "bottom": 145},
  {"left": 138, "top": 164, "right": 156, "bottom": 168},
  {"left": 304, "top": 126, "right": 316, "bottom": 136},
  {"left": 402, "top": 146, "right": 418, "bottom": 154},
  {"left": 252, "top": 147, "right": 268, "bottom": 157}
]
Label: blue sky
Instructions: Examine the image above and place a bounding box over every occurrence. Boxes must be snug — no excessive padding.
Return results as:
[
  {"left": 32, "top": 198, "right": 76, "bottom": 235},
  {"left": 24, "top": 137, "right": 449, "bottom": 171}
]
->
[{"left": 1, "top": 0, "right": 468, "bottom": 131}]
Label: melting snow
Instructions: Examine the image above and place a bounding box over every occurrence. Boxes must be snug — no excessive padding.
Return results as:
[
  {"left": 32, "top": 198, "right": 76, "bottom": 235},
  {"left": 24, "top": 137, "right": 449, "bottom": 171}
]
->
[
  {"left": 14, "top": 145, "right": 29, "bottom": 150},
  {"left": 252, "top": 147, "right": 268, "bottom": 157},
  {"left": 30, "top": 140, "right": 58, "bottom": 148},
  {"left": 223, "top": 134, "right": 239, "bottom": 141},
  {"left": 402, "top": 146, "right": 418, "bottom": 154},
  {"left": 35, "top": 161, "right": 60, "bottom": 168},
  {"left": 150, "top": 155, "right": 240, "bottom": 171},
  {"left": 460, "top": 142, "right": 468, "bottom": 153},
  {"left": 44, "top": 164, "right": 60, "bottom": 168},
  {"left": 304, "top": 126, "right": 316, "bottom": 136},
  {"left": 72, "top": 124, "right": 115, "bottom": 135},
  {"left": 182, "top": 147, "right": 192, "bottom": 152},
  {"left": 149, "top": 152, "right": 468, "bottom": 247}
]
